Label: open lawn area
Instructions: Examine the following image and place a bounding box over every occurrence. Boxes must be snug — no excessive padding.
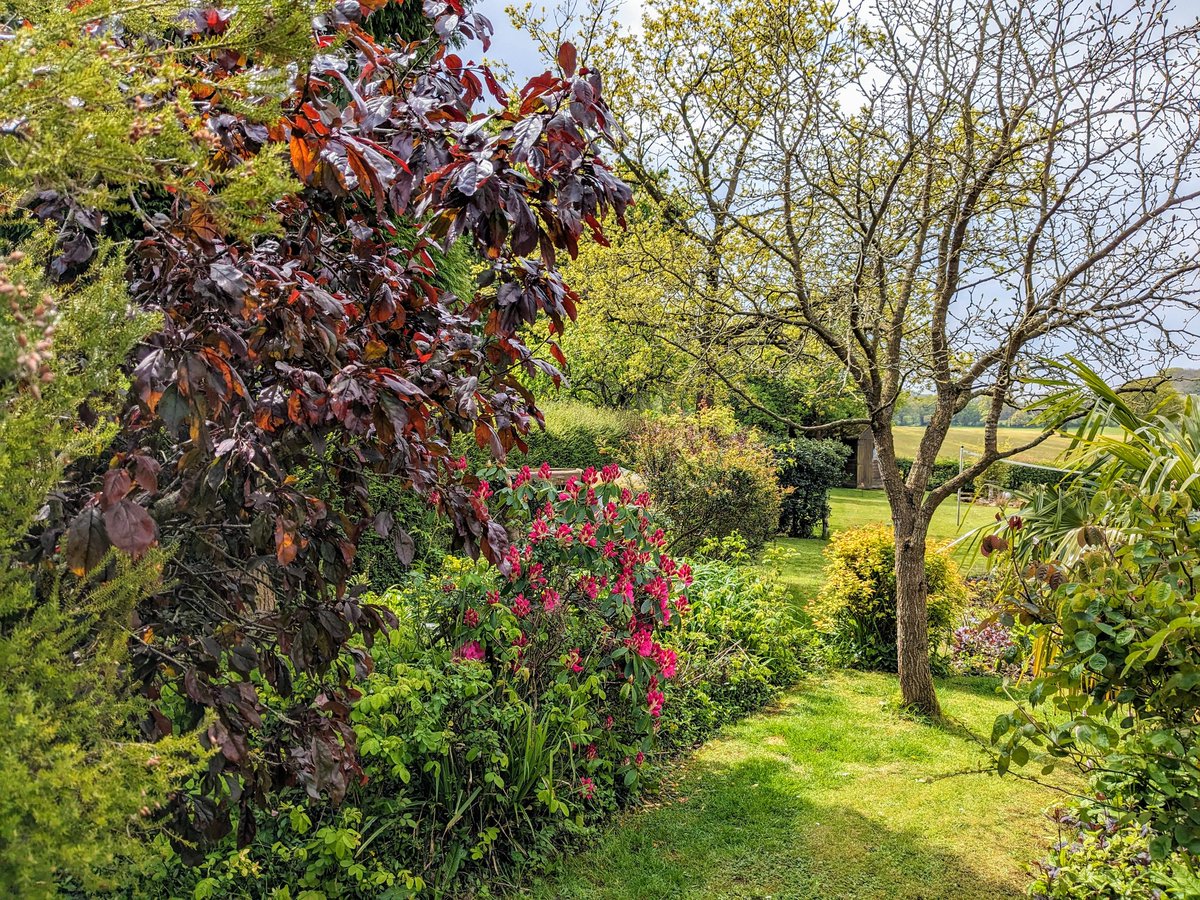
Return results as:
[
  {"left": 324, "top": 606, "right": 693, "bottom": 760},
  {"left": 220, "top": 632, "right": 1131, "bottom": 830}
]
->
[
  {"left": 771, "top": 488, "right": 994, "bottom": 606},
  {"left": 526, "top": 671, "right": 1059, "bottom": 900}
]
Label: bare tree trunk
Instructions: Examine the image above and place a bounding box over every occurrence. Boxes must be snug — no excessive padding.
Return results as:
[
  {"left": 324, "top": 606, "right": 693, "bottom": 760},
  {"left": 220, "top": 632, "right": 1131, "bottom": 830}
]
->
[{"left": 894, "top": 513, "right": 941, "bottom": 717}]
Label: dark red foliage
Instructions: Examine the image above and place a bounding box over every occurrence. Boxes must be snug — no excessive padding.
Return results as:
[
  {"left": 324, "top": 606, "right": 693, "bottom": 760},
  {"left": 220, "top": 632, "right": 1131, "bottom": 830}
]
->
[{"left": 38, "top": 0, "right": 629, "bottom": 853}]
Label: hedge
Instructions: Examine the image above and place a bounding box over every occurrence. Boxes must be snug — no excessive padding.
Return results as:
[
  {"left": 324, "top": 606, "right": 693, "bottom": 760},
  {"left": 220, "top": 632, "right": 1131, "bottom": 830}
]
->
[
  {"left": 456, "top": 400, "right": 643, "bottom": 471},
  {"left": 893, "top": 457, "right": 1069, "bottom": 493}
]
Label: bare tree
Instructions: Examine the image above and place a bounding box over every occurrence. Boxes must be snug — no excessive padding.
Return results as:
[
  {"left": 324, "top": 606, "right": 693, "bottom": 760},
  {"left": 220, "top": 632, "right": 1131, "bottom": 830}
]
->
[{"left": 515, "top": 0, "right": 1200, "bottom": 713}]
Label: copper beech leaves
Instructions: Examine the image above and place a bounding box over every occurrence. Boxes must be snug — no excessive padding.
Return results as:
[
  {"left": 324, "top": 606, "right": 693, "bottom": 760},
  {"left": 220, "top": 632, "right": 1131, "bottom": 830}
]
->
[
  {"left": 65, "top": 507, "right": 108, "bottom": 576},
  {"left": 36, "top": 0, "right": 629, "bottom": 856},
  {"left": 103, "top": 499, "right": 158, "bottom": 558}
]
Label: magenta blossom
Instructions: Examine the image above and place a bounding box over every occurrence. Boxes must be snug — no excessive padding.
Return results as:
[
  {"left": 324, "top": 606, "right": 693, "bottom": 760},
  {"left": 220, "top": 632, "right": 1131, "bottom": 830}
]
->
[{"left": 456, "top": 640, "right": 484, "bottom": 662}]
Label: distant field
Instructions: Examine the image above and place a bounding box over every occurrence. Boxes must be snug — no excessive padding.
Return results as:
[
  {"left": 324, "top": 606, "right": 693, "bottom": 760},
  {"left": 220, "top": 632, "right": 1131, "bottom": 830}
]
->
[
  {"left": 771, "top": 487, "right": 992, "bottom": 607},
  {"left": 889, "top": 424, "right": 1118, "bottom": 464}
]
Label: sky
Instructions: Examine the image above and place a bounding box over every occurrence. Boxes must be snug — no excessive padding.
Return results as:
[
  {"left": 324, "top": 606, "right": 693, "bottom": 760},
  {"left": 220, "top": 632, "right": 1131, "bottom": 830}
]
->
[
  {"left": 473, "top": 0, "right": 1200, "bottom": 373},
  {"left": 478, "top": 0, "right": 1200, "bottom": 85}
]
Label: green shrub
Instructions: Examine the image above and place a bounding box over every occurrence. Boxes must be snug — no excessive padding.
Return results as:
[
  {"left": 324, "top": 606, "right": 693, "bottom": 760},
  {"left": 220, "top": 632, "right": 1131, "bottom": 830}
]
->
[
  {"left": 1027, "top": 813, "right": 1200, "bottom": 899},
  {"left": 354, "top": 477, "right": 451, "bottom": 591},
  {"left": 990, "top": 483, "right": 1200, "bottom": 856},
  {"left": 659, "top": 557, "right": 819, "bottom": 749},
  {"left": 626, "top": 406, "right": 783, "bottom": 555},
  {"left": 891, "top": 457, "right": 1068, "bottom": 494},
  {"left": 136, "top": 469, "right": 815, "bottom": 898},
  {"left": 457, "top": 401, "right": 643, "bottom": 472},
  {"left": 775, "top": 438, "right": 851, "bottom": 538},
  {"left": 893, "top": 457, "right": 964, "bottom": 490},
  {"left": 812, "top": 525, "right": 966, "bottom": 671}
]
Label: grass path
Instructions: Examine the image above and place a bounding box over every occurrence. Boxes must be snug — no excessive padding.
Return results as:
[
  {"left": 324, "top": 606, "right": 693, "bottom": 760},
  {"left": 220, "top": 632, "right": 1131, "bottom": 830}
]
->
[
  {"left": 527, "top": 672, "right": 1059, "bottom": 900},
  {"left": 771, "top": 488, "right": 995, "bottom": 605}
]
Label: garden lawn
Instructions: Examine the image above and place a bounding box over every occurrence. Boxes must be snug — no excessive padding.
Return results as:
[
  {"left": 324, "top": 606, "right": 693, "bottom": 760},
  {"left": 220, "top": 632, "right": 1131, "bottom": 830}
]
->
[
  {"left": 771, "top": 488, "right": 993, "bottom": 607},
  {"left": 888, "top": 425, "right": 1121, "bottom": 465},
  {"left": 527, "top": 671, "right": 1059, "bottom": 900}
]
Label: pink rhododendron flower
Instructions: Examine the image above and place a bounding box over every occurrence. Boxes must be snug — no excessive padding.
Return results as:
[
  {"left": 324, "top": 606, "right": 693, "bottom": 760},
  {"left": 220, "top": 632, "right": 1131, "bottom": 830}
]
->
[
  {"left": 583, "top": 466, "right": 599, "bottom": 485},
  {"left": 457, "top": 640, "right": 484, "bottom": 661},
  {"left": 627, "top": 626, "right": 654, "bottom": 657},
  {"left": 586, "top": 743, "right": 598, "bottom": 760},
  {"left": 602, "top": 540, "right": 618, "bottom": 559},
  {"left": 541, "top": 587, "right": 560, "bottom": 612},
  {"left": 566, "top": 647, "right": 584, "bottom": 673},
  {"left": 486, "top": 590, "right": 500, "bottom": 606},
  {"left": 514, "top": 465, "right": 532, "bottom": 487},
  {"left": 604, "top": 715, "right": 614, "bottom": 730},
  {"left": 580, "top": 575, "right": 600, "bottom": 600},
  {"left": 601, "top": 463, "right": 620, "bottom": 483},
  {"left": 463, "top": 607, "right": 479, "bottom": 627},
  {"left": 635, "top": 750, "right": 645, "bottom": 766},
  {"left": 646, "top": 687, "right": 665, "bottom": 717},
  {"left": 580, "top": 777, "right": 596, "bottom": 799},
  {"left": 620, "top": 487, "right": 632, "bottom": 503},
  {"left": 529, "top": 518, "right": 550, "bottom": 542},
  {"left": 654, "top": 645, "right": 678, "bottom": 679},
  {"left": 578, "top": 522, "right": 598, "bottom": 547},
  {"left": 512, "top": 594, "right": 531, "bottom": 618},
  {"left": 555, "top": 523, "right": 574, "bottom": 544},
  {"left": 473, "top": 480, "right": 493, "bottom": 500},
  {"left": 513, "top": 631, "right": 528, "bottom": 649},
  {"left": 538, "top": 462, "right": 553, "bottom": 479}
]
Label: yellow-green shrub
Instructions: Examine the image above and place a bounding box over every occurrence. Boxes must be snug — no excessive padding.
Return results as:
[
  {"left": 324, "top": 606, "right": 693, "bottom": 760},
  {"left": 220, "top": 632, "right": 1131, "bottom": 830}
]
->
[
  {"left": 625, "top": 406, "right": 782, "bottom": 555},
  {"left": 812, "top": 525, "right": 966, "bottom": 671}
]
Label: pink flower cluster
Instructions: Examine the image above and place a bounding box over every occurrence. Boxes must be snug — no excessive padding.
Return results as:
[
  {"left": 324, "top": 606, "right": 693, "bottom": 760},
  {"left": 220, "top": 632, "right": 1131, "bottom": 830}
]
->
[
  {"left": 456, "top": 640, "right": 484, "bottom": 662},
  {"left": 463, "top": 460, "right": 686, "bottom": 724}
]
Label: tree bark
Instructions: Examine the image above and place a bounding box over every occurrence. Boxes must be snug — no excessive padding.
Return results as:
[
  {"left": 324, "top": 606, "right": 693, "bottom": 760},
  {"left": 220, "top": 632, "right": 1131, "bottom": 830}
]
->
[{"left": 894, "top": 515, "right": 941, "bottom": 717}]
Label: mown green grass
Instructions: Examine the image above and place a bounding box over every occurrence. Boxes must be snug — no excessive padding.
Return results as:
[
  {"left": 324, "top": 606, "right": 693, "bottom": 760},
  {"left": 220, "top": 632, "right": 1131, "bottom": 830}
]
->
[
  {"left": 889, "top": 424, "right": 1121, "bottom": 465},
  {"left": 770, "top": 488, "right": 993, "bottom": 608},
  {"left": 526, "top": 671, "right": 1058, "bottom": 900}
]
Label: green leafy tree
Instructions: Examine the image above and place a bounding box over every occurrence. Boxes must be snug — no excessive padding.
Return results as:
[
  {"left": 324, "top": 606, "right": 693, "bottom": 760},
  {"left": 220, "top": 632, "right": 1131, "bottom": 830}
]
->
[
  {"left": 515, "top": 0, "right": 1200, "bottom": 715},
  {"left": 775, "top": 437, "right": 851, "bottom": 538}
]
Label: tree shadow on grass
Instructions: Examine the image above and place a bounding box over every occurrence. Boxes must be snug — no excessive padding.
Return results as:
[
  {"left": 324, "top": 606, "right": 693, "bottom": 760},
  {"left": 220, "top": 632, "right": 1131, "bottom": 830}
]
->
[{"left": 529, "top": 749, "right": 1031, "bottom": 900}]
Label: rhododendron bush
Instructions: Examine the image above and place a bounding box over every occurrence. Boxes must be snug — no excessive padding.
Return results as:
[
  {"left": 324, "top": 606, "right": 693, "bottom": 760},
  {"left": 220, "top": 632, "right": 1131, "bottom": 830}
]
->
[
  {"left": 144, "top": 465, "right": 816, "bottom": 895},
  {"left": 455, "top": 462, "right": 689, "bottom": 748}
]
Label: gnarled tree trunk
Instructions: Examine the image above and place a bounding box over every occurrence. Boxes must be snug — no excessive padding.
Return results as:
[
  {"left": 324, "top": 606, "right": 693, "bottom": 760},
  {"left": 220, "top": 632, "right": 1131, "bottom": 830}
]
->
[{"left": 894, "top": 516, "right": 940, "bottom": 717}]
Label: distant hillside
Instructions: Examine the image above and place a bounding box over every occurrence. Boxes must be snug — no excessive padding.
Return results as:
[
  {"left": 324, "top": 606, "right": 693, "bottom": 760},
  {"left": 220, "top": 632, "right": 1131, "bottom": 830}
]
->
[{"left": 1167, "top": 367, "right": 1200, "bottom": 395}]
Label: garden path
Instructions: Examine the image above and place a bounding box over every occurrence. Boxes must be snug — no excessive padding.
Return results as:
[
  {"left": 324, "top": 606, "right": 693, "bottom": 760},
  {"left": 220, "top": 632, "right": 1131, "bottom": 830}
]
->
[{"left": 527, "top": 671, "right": 1059, "bottom": 900}]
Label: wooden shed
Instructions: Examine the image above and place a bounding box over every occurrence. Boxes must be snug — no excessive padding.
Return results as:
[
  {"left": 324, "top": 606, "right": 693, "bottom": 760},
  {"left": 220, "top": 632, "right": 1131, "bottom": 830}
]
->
[{"left": 855, "top": 427, "right": 882, "bottom": 489}]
